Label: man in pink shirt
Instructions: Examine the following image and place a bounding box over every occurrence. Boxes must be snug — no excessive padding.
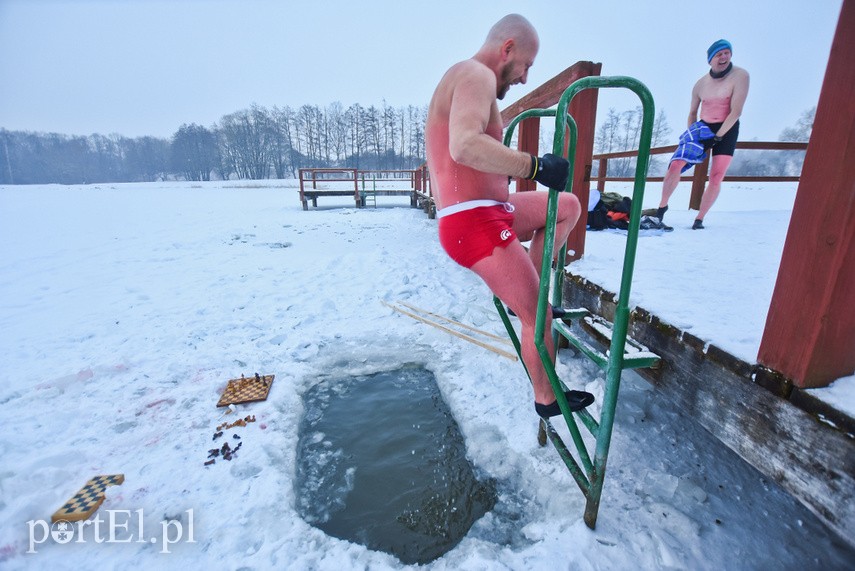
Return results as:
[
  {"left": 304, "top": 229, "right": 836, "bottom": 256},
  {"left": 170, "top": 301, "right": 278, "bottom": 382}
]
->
[
  {"left": 425, "top": 14, "right": 594, "bottom": 418},
  {"left": 656, "top": 39, "right": 750, "bottom": 229}
]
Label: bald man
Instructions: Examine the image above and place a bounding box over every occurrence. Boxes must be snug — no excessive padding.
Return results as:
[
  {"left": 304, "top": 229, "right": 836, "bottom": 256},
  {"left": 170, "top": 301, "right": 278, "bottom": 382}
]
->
[{"left": 425, "top": 14, "right": 594, "bottom": 418}]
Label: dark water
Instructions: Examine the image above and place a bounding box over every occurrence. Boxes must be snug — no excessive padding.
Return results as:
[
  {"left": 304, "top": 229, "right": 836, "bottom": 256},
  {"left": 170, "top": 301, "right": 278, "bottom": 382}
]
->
[{"left": 295, "top": 365, "right": 497, "bottom": 564}]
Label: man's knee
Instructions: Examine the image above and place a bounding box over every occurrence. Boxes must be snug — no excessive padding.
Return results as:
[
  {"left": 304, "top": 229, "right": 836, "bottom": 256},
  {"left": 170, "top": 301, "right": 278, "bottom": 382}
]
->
[
  {"left": 558, "top": 193, "right": 581, "bottom": 221},
  {"left": 513, "top": 302, "right": 552, "bottom": 327},
  {"left": 709, "top": 165, "right": 729, "bottom": 183},
  {"left": 709, "top": 155, "right": 733, "bottom": 182},
  {"left": 667, "top": 160, "right": 684, "bottom": 175},
  {"left": 708, "top": 173, "right": 726, "bottom": 185}
]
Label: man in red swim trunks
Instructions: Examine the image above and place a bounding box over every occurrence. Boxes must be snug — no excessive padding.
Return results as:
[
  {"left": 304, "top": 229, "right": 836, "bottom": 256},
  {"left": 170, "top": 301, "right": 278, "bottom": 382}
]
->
[
  {"left": 425, "top": 13, "right": 594, "bottom": 418},
  {"left": 656, "top": 39, "right": 750, "bottom": 229}
]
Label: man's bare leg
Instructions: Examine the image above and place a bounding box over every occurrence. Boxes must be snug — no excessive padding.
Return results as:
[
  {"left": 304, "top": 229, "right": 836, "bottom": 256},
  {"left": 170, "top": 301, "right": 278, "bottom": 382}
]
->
[
  {"left": 696, "top": 154, "right": 732, "bottom": 222},
  {"left": 657, "top": 160, "right": 686, "bottom": 216},
  {"left": 471, "top": 192, "right": 583, "bottom": 408},
  {"left": 508, "top": 191, "right": 581, "bottom": 268},
  {"left": 471, "top": 240, "right": 558, "bottom": 406}
]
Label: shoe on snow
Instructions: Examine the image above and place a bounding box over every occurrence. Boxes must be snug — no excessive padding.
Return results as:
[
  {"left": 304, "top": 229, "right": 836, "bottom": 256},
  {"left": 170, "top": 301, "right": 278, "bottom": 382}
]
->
[{"left": 535, "top": 390, "right": 595, "bottom": 417}]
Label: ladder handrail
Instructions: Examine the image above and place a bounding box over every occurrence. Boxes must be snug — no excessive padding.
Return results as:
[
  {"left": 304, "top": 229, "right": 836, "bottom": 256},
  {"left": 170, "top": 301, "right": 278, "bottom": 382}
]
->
[
  {"left": 547, "top": 76, "right": 655, "bottom": 434},
  {"left": 499, "top": 75, "right": 656, "bottom": 528}
]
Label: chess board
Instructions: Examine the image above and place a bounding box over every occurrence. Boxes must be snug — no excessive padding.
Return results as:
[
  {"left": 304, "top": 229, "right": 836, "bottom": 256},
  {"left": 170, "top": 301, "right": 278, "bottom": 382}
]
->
[
  {"left": 52, "top": 474, "right": 125, "bottom": 523},
  {"left": 216, "top": 374, "right": 274, "bottom": 407}
]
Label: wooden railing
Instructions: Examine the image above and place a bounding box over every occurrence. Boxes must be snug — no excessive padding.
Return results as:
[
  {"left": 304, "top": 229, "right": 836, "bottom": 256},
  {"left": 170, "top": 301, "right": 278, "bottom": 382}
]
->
[
  {"left": 297, "top": 168, "right": 420, "bottom": 210},
  {"left": 593, "top": 141, "right": 808, "bottom": 209}
]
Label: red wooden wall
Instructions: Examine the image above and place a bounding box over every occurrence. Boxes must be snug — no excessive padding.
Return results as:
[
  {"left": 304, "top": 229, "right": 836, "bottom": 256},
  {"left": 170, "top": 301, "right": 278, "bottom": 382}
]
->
[{"left": 758, "top": 0, "right": 855, "bottom": 388}]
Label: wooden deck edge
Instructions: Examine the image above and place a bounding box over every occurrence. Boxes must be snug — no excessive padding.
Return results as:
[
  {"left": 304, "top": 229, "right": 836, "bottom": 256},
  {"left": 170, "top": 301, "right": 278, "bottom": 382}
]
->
[{"left": 563, "top": 272, "right": 855, "bottom": 547}]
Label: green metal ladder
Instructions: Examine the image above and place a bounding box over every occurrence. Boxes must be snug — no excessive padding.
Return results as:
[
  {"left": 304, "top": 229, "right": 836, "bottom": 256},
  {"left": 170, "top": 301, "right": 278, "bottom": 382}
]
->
[{"left": 495, "top": 76, "right": 661, "bottom": 528}]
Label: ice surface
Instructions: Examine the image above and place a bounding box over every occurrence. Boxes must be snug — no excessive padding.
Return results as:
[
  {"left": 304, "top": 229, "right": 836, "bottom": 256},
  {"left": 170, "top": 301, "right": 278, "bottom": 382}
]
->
[{"left": 0, "top": 181, "right": 852, "bottom": 570}]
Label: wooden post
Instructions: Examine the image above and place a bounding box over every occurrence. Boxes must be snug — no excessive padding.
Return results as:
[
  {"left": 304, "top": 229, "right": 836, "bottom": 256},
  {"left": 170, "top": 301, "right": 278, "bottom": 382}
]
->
[
  {"left": 501, "top": 61, "right": 602, "bottom": 261},
  {"left": 757, "top": 0, "right": 855, "bottom": 388},
  {"left": 689, "top": 155, "right": 709, "bottom": 210},
  {"left": 565, "top": 71, "right": 601, "bottom": 261},
  {"left": 298, "top": 168, "right": 308, "bottom": 210},
  {"left": 353, "top": 169, "right": 360, "bottom": 207},
  {"left": 597, "top": 158, "right": 607, "bottom": 192},
  {"left": 515, "top": 117, "right": 540, "bottom": 192}
]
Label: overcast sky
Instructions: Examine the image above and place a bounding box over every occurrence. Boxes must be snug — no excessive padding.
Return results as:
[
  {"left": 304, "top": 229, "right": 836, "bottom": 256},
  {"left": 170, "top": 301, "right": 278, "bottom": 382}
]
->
[{"left": 0, "top": 0, "right": 844, "bottom": 142}]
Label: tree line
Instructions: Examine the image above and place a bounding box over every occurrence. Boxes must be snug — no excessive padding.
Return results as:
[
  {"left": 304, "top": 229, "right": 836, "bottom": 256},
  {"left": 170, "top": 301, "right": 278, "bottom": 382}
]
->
[
  {"left": 0, "top": 101, "right": 427, "bottom": 185},
  {"left": 1, "top": 103, "right": 813, "bottom": 185}
]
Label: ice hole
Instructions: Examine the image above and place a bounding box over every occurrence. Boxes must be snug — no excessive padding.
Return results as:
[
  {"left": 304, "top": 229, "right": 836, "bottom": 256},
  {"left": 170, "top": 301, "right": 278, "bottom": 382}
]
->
[{"left": 295, "top": 364, "right": 496, "bottom": 564}]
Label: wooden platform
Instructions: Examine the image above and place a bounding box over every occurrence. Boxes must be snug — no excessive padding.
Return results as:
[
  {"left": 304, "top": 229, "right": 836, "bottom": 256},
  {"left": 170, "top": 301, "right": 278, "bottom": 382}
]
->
[
  {"left": 297, "top": 168, "right": 421, "bottom": 210},
  {"left": 299, "top": 189, "right": 420, "bottom": 210},
  {"left": 562, "top": 272, "right": 855, "bottom": 548}
]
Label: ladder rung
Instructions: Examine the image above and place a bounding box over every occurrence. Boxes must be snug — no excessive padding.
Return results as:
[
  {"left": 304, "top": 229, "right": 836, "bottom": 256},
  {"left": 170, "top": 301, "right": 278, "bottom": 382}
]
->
[
  {"left": 557, "top": 307, "right": 589, "bottom": 321},
  {"left": 554, "top": 320, "right": 609, "bottom": 369},
  {"left": 553, "top": 320, "right": 661, "bottom": 370},
  {"left": 622, "top": 352, "right": 661, "bottom": 369},
  {"left": 583, "top": 315, "right": 654, "bottom": 356}
]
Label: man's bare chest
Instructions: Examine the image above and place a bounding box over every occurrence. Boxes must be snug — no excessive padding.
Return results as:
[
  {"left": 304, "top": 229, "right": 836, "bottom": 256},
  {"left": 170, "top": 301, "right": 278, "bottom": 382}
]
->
[
  {"left": 487, "top": 104, "right": 503, "bottom": 140},
  {"left": 699, "top": 77, "right": 735, "bottom": 100}
]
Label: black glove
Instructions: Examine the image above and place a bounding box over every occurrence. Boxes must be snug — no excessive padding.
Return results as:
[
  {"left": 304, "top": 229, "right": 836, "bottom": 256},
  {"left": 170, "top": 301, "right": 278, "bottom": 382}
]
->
[
  {"left": 702, "top": 135, "right": 722, "bottom": 150},
  {"left": 527, "top": 153, "right": 569, "bottom": 191}
]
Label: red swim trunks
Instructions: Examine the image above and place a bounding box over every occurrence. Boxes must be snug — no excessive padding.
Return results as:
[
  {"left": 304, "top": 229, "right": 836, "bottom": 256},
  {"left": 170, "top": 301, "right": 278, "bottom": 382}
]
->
[{"left": 437, "top": 202, "right": 516, "bottom": 268}]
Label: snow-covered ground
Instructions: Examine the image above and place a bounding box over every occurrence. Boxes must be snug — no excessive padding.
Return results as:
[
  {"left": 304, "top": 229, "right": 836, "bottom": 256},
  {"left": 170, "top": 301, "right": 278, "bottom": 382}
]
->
[{"left": 0, "top": 180, "right": 852, "bottom": 569}]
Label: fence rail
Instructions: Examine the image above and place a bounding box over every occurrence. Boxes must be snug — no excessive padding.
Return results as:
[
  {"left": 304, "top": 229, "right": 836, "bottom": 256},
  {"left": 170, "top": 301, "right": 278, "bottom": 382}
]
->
[{"left": 594, "top": 141, "right": 808, "bottom": 208}]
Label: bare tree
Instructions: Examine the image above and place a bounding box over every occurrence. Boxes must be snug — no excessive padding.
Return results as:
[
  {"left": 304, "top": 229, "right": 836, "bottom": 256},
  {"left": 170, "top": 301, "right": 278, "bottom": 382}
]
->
[
  {"left": 327, "top": 102, "right": 347, "bottom": 163},
  {"left": 381, "top": 100, "right": 398, "bottom": 169},
  {"left": 0, "top": 129, "right": 14, "bottom": 184},
  {"left": 779, "top": 107, "right": 815, "bottom": 142},
  {"left": 297, "top": 105, "right": 320, "bottom": 166},
  {"left": 345, "top": 103, "right": 366, "bottom": 169},
  {"left": 270, "top": 105, "right": 296, "bottom": 178},
  {"left": 406, "top": 105, "right": 424, "bottom": 166},
  {"left": 217, "top": 105, "right": 273, "bottom": 179},
  {"left": 595, "top": 107, "right": 671, "bottom": 177},
  {"left": 125, "top": 136, "right": 169, "bottom": 181},
  {"left": 363, "top": 105, "right": 381, "bottom": 167},
  {"left": 171, "top": 123, "right": 218, "bottom": 181}
]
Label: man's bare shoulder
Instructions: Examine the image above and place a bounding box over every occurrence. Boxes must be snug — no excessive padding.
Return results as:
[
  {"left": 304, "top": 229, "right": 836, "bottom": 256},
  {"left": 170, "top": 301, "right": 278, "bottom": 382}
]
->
[
  {"left": 731, "top": 65, "right": 750, "bottom": 82},
  {"left": 444, "top": 58, "right": 495, "bottom": 86}
]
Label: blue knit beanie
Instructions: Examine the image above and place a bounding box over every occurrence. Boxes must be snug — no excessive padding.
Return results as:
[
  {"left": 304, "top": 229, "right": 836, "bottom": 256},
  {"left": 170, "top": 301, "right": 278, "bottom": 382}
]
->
[{"left": 707, "top": 39, "right": 732, "bottom": 63}]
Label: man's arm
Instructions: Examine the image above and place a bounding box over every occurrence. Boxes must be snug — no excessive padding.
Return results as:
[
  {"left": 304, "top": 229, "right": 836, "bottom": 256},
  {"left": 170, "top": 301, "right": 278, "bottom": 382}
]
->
[
  {"left": 686, "top": 82, "right": 702, "bottom": 129},
  {"left": 448, "top": 63, "right": 531, "bottom": 178},
  {"left": 715, "top": 69, "right": 750, "bottom": 138}
]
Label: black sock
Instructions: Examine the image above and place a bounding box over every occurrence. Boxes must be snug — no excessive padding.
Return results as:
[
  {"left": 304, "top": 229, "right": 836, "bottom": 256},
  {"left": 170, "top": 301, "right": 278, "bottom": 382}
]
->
[{"left": 656, "top": 205, "right": 668, "bottom": 220}]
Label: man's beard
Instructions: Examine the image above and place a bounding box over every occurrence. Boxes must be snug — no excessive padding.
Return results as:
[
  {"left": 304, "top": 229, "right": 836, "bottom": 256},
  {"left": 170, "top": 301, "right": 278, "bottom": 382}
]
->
[{"left": 497, "top": 64, "right": 514, "bottom": 99}]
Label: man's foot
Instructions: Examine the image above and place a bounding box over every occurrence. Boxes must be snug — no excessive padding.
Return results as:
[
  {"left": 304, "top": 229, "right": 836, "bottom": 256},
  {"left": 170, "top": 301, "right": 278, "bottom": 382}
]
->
[
  {"left": 656, "top": 205, "right": 668, "bottom": 221},
  {"left": 692, "top": 219, "right": 704, "bottom": 230},
  {"left": 535, "top": 389, "right": 595, "bottom": 417},
  {"left": 639, "top": 215, "right": 673, "bottom": 231}
]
